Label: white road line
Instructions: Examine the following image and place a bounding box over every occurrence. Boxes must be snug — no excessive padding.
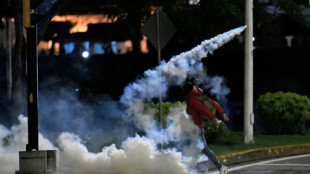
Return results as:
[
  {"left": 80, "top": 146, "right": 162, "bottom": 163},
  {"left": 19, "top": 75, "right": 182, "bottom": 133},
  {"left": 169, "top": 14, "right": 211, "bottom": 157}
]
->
[
  {"left": 208, "top": 154, "right": 310, "bottom": 174},
  {"left": 257, "top": 163, "right": 310, "bottom": 167}
]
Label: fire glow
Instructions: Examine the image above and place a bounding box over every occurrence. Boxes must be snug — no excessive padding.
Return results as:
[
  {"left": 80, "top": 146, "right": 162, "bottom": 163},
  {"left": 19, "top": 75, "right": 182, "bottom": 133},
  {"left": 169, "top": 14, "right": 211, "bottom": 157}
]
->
[{"left": 51, "top": 14, "right": 117, "bottom": 33}]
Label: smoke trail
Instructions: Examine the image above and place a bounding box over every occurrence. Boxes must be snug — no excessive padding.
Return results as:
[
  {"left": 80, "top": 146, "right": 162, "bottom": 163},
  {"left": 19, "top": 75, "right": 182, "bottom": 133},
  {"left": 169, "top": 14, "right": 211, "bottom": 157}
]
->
[
  {"left": 0, "top": 26, "right": 245, "bottom": 174},
  {"left": 116, "top": 26, "right": 245, "bottom": 173},
  {"left": 120, "top": 26, "right": 246, "bottom": 106}
]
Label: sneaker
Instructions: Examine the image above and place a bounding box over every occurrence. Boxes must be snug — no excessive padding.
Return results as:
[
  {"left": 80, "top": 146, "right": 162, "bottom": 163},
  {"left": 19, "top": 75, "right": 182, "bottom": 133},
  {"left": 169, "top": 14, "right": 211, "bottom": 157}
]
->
[{"left": 220, "top": 165, "right": 228, "bottom": 174}]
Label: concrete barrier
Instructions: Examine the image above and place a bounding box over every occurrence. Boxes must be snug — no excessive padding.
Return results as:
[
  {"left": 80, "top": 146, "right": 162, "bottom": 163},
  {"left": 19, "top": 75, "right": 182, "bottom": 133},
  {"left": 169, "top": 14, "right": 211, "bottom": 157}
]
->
[{"left": 16, "top": 150, "right": 56, "bottom": 174}]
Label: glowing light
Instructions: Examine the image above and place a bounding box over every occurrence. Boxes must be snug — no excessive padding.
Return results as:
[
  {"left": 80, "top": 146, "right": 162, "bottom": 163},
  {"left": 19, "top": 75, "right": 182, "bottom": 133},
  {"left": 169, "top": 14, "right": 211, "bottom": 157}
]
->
[
  {"left": 82, "top": 51, "right": 90, "bottom": 59},
  {"left": 64, "top": 42, "right": 75, "bottom": 54},
  {"left": 38, "top": 40, "right": 53, "bottom": 55},
  {"left": 94, "top": 43, "right": 105, "bottom": 54},
  {"left": 51, "top": 15, "right": 117, "bottom": 33},
  {"left": 140, "top": 36, "right": 149, "bottom": 54},
  {"left": 54, "top": 42, "right": 60, "bottom": 56},
  {"left": 111, "top": 41, "right": 118, "bottom": 54},
  {"left": 150, "top": 7, "right": 157, "bottom": 14},
  {"left": 117, "top": 40, "right": 133, "bottom": 54}
]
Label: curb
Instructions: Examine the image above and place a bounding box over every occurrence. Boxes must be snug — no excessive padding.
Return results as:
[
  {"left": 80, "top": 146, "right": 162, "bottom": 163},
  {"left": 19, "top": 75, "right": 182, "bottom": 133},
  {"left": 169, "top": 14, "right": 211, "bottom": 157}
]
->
[{"left": 217, "top": 143, "right": 310, "bottom": 166}]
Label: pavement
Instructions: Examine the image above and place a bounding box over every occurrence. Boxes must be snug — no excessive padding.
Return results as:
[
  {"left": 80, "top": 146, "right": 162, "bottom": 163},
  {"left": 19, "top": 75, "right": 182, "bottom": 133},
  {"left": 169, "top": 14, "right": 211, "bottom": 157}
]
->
[
  {"left": 209, "top": 153, "right": 310, "bottom": 174},
  {"left": 207, "top": 142, "right": 310, "bottom": 170}
]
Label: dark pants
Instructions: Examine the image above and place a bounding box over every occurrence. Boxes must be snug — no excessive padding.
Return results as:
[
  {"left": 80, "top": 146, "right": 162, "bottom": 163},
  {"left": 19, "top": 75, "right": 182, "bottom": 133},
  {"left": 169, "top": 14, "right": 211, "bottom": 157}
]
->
[{"left": 201, "top": 129, "right": 223, "bottom": 170}]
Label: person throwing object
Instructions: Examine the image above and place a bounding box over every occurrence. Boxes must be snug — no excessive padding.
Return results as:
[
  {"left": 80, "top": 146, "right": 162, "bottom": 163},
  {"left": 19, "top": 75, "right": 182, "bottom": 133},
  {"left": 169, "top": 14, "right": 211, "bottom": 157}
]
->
[{"left": 183, "top": 82, "right": 229, "bottom": 174}]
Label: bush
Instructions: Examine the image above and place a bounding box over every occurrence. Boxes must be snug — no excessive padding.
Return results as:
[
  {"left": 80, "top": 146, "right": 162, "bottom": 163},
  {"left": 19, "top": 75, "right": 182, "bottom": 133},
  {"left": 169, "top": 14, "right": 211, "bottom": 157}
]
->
[
  {"left": 144, "top": 101, "right": 184, "bottom": 126},
  {"left": 255, "top": 92, "right": 310, "bottom": 134},
  {"left": 204, "top": 120, "right": 230, "bottom": 144}
]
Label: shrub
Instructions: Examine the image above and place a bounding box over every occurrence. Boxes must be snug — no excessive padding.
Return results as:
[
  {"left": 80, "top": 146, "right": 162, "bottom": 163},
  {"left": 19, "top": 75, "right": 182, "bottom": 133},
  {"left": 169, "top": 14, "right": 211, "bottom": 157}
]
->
[
  {"left": 255, "top": 92, "right": 310, "bottom": 134},
  {"left": 204, "top": 120, "right": 230, "bottom": 144},
  {"left": 144, "top": 101, "right": 184, "bottom": 126}
]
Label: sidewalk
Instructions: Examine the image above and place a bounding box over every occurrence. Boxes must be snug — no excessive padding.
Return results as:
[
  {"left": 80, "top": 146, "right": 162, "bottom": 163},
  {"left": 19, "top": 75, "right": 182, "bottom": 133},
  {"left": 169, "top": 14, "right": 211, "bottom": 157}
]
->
[{"left": 207, "top": 142, "right": 310, "bottom": 169}]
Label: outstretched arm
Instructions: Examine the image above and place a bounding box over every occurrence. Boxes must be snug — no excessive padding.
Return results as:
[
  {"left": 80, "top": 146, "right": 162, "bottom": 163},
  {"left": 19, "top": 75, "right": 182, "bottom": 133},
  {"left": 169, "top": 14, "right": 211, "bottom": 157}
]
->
[
  {"left": 211, "top": 99, "right": 229, "bottom": 121},
  {"left": 188, "top": 97, "right": 222, "bottom": 128}
]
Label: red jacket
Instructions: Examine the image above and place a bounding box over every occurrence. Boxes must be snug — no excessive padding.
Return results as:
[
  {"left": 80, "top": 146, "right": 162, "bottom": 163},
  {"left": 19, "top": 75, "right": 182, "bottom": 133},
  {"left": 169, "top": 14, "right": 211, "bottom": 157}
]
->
[{"left": 186, "top": 86, "right": 224, "bottom": 128}]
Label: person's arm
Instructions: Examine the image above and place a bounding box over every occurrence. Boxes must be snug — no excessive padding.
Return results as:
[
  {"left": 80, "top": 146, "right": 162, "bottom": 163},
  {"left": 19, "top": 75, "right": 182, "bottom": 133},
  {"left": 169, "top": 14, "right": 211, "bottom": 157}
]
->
[
  {"left": 188, "top": 97, "right": 222, "bottom": 128},
  {"left": 211, "top": 99, "right": 229, "bottom": 121}
]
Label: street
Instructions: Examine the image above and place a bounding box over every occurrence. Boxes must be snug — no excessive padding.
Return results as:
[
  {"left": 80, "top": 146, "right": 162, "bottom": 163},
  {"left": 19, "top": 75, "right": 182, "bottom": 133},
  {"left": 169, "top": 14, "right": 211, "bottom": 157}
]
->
[{"left": 209, "top": 154, "right": 310, "bottom": 174}]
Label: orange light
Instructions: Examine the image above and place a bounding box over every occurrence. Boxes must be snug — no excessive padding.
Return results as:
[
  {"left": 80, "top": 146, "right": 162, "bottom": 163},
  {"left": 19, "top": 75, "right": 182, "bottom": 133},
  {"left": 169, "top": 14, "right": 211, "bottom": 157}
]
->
[
  {"left": 140, "top": 35, "right": 148, "bottom": 54},
  {"left": 51, "top": 15, "right": 117, "bottom": 33},
  {"left": 48, "top": 40, "right": 53, "bottom": 49},
  {"left": 38, "top": 40, "right": 53, "bottom": 55},
  {"left": 54, "top": 42, "right": 60, "bottom": 56},
  {"left": 150, "top": 7, "right": 157, "bottom": 14}
]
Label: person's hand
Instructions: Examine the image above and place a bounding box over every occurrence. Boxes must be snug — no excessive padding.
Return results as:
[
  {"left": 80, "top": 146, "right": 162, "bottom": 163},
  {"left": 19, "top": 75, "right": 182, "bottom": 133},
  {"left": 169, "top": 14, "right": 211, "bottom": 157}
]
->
[
  {"left": 212, "top": 118, "right": 222, "bottom": 129},
  {"left": 222, "top": 114, "right": 230, "bottom": 121}
]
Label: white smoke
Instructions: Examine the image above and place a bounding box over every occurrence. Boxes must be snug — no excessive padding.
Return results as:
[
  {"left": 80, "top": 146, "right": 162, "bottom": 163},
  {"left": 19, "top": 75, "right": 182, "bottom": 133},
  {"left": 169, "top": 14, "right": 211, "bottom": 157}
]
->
[
  {"left": 0, "top": 26, "right": 245, "bottom": 174},
  {"left": 0, "top": 115, "right": 55, "bottom": 174},
  {"left": 57, "top": 133, "right": 191, "bottom": 174},
  {"left": 0, "top": 114, "right": 198, "bottom": 174},
  {"left": 197, "top": 75, "right": 231, "bottom": 111},
  {"left": 120, "top": 26, "right": 246, "bottom": 106},
  {"left": 125, "top": 103, "right": 203, "bottom": 158}
]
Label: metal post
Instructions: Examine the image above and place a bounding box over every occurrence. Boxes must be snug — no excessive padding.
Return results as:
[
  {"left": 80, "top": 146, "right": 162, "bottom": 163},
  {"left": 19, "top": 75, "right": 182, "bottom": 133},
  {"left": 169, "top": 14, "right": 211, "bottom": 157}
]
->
[
  {"left": 244, "top": 0, "right": 254, "bottom": 144},
  {"left": 156, "top": 9, "right": 163, "bottom": 147},
  {"left": 141, "top": 9, "right": 176, "bottom": 147},
  {"left": 26, "top": 26, "right": 39, "bottom": 151}
]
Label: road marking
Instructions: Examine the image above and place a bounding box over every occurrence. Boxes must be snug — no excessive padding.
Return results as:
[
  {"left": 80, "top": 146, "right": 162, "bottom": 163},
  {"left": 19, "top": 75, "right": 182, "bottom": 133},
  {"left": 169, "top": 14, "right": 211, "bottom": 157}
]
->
[
  {"left": 208, "top": 154, "right": 310, "bottom": 174},
  {"left": 258, "top": 163, "right": 310, "bottom": 167}
]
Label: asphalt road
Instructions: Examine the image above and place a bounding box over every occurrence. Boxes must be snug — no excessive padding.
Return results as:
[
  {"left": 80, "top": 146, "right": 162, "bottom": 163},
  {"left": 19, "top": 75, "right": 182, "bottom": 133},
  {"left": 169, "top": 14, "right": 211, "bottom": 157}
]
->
[{"left": 208, "top": 153, "right": 310, "bottom": 174}]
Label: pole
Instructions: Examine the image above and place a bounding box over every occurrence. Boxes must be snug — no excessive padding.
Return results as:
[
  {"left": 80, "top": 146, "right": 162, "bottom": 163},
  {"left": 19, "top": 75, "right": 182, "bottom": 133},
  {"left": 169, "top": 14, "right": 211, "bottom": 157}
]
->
[
  {"left": 156, "top": 9, "right": 163, "bottom": 148},
  {"left": 244, "top": 0, "right": 254, "bottom": 144},
  {"left": 26, "top": 26, "right": 39, "bottom": 151}
]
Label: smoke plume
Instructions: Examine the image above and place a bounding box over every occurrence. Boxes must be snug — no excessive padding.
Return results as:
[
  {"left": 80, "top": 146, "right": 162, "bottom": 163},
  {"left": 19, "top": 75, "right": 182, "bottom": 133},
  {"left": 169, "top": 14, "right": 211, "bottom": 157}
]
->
[
  {"left": 0, "top": 26, "right": 245, "bottom": 174},
  {"left": 120, "top": 26, "right": 246, "bottom": 106}
]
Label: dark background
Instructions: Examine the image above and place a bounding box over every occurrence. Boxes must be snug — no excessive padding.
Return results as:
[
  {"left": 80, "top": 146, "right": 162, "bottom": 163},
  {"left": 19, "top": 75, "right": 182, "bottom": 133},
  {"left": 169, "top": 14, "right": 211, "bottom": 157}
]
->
[{"left": 0, "top": 0, "right": 309, "bottom": 131}]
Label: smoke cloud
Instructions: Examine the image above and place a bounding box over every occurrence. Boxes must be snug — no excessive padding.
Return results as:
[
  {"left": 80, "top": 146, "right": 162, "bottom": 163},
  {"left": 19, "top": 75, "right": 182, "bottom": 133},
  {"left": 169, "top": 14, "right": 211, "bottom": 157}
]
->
[
  {"left": 0, "top": 116, "right": 55, "bottom": 174},
  {"left": 0, "top": 113, "right": 200, "bottom": 174},
  {"left": 120, "top": 26, "right": 246, "bottom": 106},
  {"left": 57, "top": 133, "right": 191, "bottom": 174},
  {"left": 0, "top": 26, "right": 245, "bottom": 174}
]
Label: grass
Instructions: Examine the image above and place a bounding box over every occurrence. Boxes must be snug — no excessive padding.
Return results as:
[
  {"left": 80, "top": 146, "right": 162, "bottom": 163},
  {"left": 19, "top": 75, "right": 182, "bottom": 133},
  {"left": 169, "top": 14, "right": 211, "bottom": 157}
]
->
[{"left": 209, "top": 131, "right": 310, "bottom": 156}]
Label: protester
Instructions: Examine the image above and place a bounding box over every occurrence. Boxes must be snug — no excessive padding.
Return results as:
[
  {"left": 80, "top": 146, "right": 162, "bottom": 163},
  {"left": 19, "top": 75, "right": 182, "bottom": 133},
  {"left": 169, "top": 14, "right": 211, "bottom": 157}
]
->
[{"left": 183, "top": 82, "right": 229, "bottom": 174}]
